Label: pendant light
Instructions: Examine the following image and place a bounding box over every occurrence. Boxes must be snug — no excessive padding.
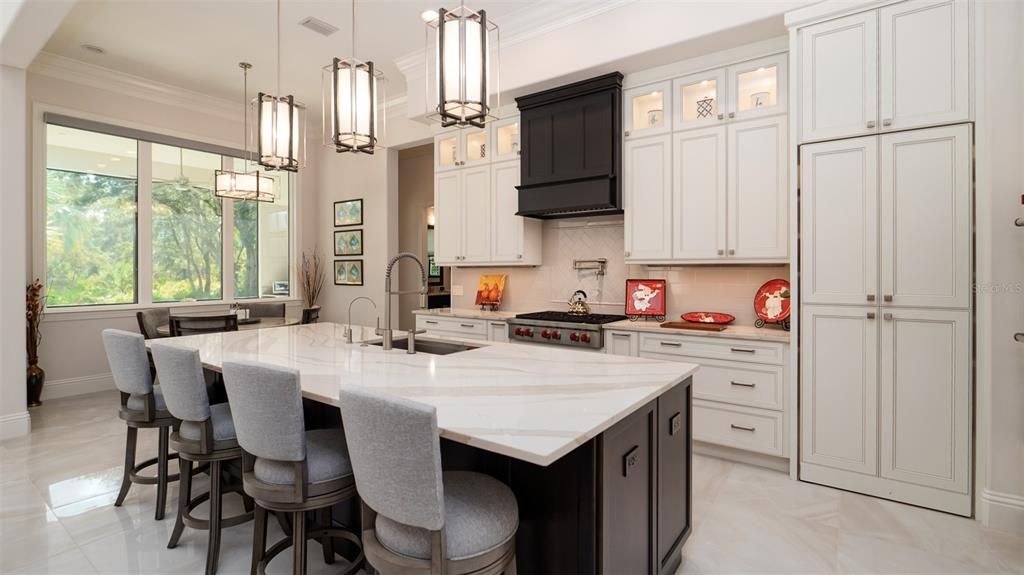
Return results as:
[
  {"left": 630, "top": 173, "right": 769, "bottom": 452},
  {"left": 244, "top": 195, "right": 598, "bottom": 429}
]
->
[
  {"left": 215, "top": 62, "right": 275, "bottom": 202},
  {"left": 424, "top": 1, "right": 500, "bottom": 128},
  {"left": 323, "top": 0, "right": 385, "bottom": 154},
  {"left": 254, "top": 0, "right": 305, "bottom": 172}
]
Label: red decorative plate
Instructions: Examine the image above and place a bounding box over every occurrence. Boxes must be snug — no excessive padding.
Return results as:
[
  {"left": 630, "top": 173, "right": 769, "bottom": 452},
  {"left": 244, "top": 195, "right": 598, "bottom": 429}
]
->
[
  {"left": 681, "top": 312, "right": 736, "bottom": 325},
  {"left": 754, "top": 279, "right": 791, "bottom": 324}
]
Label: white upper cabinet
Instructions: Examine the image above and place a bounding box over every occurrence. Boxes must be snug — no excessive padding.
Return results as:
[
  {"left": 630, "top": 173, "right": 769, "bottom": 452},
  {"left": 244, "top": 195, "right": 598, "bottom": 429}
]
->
[
  {"left": 879, "top": 124, "right": 971, "bottom": 309},
  {"left": 490, "top": 160, "right": 541, "bottom": 265},
  {"left": 624, "top": 134, "right": 673, "bottom": 261},
  {"left": 879, "top": 0, "right": 970, "bottom": 131},
  {"left": 728, "top": 54, "right": 787, "bottom": 122},
  {"left": 800, "top": 136, "right": 879, "bottom": 306},
  {"left": 462, "top": 127, "right": 490, "bottom": 167},
  {"left": 800, "top": 304, "right": 879, "bottom": 476},
  {"left": 435, "top": 133, "right": 460, "bottom": 171},
  {"left": 624, "top": 81, "right": 672, "bottom": 139},
  {"left": 490, "top": 116, "right": 521, "bottom": 163},
  {"left": 800, "top": 11, "right": 878, "bottom": 143},
  {"left": 672, "top": 127, "right": 727, "bottom": 260},
  {"left": 673, "top": 69, "right": 727, "bottom": 131},
  {"left": 434, "top": 171, "right": 462, "bottom": 264},
  {"left": 461, "top": 166, "right": 492, "bottom": 263},
  {"left": 727, "top": 116, "right": 788, "bottom": 260}
]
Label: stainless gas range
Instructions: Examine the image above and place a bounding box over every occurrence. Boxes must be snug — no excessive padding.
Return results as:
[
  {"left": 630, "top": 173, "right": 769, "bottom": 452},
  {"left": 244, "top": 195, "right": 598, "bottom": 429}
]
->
[{"left": 506, "top": 311, "right": 627, "bottom": 350}]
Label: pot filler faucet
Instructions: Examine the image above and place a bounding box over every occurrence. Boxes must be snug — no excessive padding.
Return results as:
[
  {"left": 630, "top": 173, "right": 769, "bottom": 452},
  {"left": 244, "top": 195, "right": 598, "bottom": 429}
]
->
[{"left": 383, "top": 252, "right": 429, "bottom": 352}]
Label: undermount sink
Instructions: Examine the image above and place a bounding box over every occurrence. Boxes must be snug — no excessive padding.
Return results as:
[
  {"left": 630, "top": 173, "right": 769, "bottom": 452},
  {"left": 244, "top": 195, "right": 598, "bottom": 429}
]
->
[{"left": 371, "top": 337, "right": 478, "bottom": 356}]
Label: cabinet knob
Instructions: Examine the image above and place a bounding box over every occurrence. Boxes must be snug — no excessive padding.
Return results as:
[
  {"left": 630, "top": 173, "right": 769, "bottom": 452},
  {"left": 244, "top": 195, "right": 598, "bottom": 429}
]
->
[
  {"left": 624, "top": 250, "right": 631, "bottom": 257},
  {"left": 867, "top": 294, "right": 876, "bottom": 302},
  {"left": 867, "top": 312, "right": 876, "bottom": 319},
  {"left": 517, "top": 254, "right": 523, "bottom": 259},
  {"left": 884, "top": 313, "right": 894, "bottom": 321},
  {"left": 867, "top": 120, "right": 877, "bottom": 129},
  {"left": 728, "top": 249, "right": 736, "bottom": 255},
  {"left": 717, "top": 249, "right": 725, "bottom": 256},
  {"left": 883, "top": 295, "right": 893, "bottom": 302},
  {"left": 883, "top": 118, "right": 893, "bottom": 126},
  {"left": 728, "top": 112, "right": 735, "bottom": 119},
  {"left": 717, "top": 113, "right": 724, "bottom": 120},
  {"left": 624, "top": 130, "right": 630, "bottom": 137}
]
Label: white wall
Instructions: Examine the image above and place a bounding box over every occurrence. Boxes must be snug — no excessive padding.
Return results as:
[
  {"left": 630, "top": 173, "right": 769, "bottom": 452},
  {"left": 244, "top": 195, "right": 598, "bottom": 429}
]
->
[
  {"left": 0, "top": 64, "right": 30, "bottom": 438},
  {"left": 397, "top": 144, "right": 435, "bottom": 330},
  {"left": 976, "top": 0, "right": 1024, "bottom": 535}
]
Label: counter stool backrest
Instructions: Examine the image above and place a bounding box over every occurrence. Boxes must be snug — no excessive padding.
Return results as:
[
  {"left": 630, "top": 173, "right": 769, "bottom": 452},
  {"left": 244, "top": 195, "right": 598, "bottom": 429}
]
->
[
  {"left": 150, "top": 342, "right": 211, "bottom": 423},
  {"left": 221, "top": 361, "right": 306, "bottom": 462},
  {"left": 102, "top": 329, "right": 154, "bottom": 396},
  {"left": 242, "top": 302, "right": 286, "bottom": 318},
  {"left": 137, "top": 308, "right": 170, "bottom": 339},
  {"left": 337, "top": 386, "right": 445, "bottom": 531}
]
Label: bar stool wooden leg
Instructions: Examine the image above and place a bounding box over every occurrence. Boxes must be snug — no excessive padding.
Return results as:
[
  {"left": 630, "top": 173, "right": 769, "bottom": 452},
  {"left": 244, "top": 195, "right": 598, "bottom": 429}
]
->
[
  {"left": 505, "top": 554, "right": 517, "bottom": 575},
  {"left": 251, "top": 505, "right": 268, "bottom": 575},
  {"left": 115, "top": 426, "right": 138, "bottom": 507},
  {"left": 292, "top": 510, "right": 307, "bottom": 575},
  {"left": 167, "top": 458, "right": 194, "bottom": 548},
  {"left": 156, "top": 426, "right": 170, "bottom": 520},
  {"left": 319, "top": 507, "right": 335, "bottom": 565},
  {"left": 206, "top": 460, "right": 223, "bottom": 575}
]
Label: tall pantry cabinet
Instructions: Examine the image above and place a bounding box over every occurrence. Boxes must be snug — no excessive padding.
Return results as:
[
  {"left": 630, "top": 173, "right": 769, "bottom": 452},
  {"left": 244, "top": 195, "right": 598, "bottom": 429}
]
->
[{"left": 790, "top": 0, "right": 974, "bottom": 516}]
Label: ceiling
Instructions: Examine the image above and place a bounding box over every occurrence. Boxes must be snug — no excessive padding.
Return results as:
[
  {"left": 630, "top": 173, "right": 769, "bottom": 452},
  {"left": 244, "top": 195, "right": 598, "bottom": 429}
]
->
[{"left": 42, "top": 0, "right": 546, "bottom": 108}]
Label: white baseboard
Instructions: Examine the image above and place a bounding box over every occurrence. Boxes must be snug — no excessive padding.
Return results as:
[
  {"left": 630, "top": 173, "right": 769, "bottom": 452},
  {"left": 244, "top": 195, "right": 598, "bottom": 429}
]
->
[
  {"left": 694, "top": 440, "right": 790, "bottom": 474},
  {"left": 41, "top": 373, "right": 115, "bottom": 401},
  {"left": 0, "top": 411, "right": 31, "bottom": 439},
  {"left": 980, "top": 488, "right": 1024, "bottom": 535}
]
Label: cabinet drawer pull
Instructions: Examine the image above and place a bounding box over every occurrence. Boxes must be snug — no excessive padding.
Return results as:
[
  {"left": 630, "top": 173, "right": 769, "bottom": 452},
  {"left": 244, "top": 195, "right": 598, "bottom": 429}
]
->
[
  {"left": 883, "top": 294, "right": 893, "bottom": 302},
  {"left": 867, "top": 120, "right": 876, "bottom": 129},
  {"left": 669, "top": 412, "right": 682, "bottom": 436},
  {"left": 717, "top": 249, "right": 725, "bottom": 255},
  {"left": 730, "top": 381, "right": 756, "bottom": 388},
  {"left": 730, "top": 347, "right": 756, "bottom": 354},
  {"left": 425, "top": 320, "right": 439, "bottom": 325},
  {"left": 730, "top": 424, "right": 756, "bottom": 432},
  {"left": 867, "top": 312, "right": 876, "bottom": 319},
  {"left": 613, "top": 333, "right": 631, "bottom": 338},
  {"left": 883, "top": 118, "right": 893, "bottom": 126},
  {"left": 866, "top": 294, "right": 876, "bottom": 302},
  {"left": 623, "top": 445, "right": 640, "bottom": 477},
  {"left": 883, "top": 313, "right": 893, "bottom": 321},
  {"left": 460, "top": 323, "right": 476, "bottom": 329},
  {"left": 728, "top": 112, "right": 735, "bottom": 119},
  {"left": 659, "top": 341, "right": 683, "bottom": 348}
]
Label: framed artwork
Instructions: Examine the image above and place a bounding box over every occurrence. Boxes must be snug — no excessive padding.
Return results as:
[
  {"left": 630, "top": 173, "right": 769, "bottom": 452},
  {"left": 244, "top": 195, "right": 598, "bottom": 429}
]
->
[
  {"left": 334, "top": 260, "right": 363, "bottom": 286},
  {"left": 334, "top": 199, "right": 363, "bottom": 227},
  {"left": 334, "top": 229, "right": 363, "bottom": 256},
  {"left": 625, "top": 278, "right": 667, "bottom": 320},
  {"left": 474, "top": 274, "right": 507, "bottom": 307}
]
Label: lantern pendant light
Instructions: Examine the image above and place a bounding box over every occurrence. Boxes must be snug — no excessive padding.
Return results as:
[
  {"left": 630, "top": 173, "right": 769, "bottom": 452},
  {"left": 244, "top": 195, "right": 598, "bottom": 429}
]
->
[
  {"left": 425, "top": 1, "right": 500, "bottom": 128},
  {"left": 215, "top": 62, "right": 275, "bottom": 202},
  {"left": 323, "top": 0, "right": 386, "bottom": 154},
  {"left": 254, "top": 0, "right": 305, "bottom": 172}
]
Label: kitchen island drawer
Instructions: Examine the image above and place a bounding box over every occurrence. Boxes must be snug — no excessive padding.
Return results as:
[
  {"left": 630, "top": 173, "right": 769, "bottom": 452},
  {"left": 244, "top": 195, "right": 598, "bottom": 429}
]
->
[
  {"left": 416, "top": 316, "right": 488, "bottom": 339},
  {"left": 685, "top": 357, "right": 783, "bottom": 411},
  {"left": 693, "top": 400, "right": 785, "bottom": 457},
  {"left": 639, "top": 333, "right": 784, "bottom": 365}
]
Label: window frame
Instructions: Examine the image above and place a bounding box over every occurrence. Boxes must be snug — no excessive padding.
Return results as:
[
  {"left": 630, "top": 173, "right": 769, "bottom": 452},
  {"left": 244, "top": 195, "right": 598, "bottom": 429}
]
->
[{"left": 34, "top": 104, "right": 299, "bottom": 314}]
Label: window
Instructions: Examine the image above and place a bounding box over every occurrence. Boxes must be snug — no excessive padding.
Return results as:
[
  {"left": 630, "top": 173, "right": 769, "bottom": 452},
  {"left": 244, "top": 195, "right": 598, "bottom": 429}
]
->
[{"left": 43, "top": 122, "right": 292, "bottom": 308}]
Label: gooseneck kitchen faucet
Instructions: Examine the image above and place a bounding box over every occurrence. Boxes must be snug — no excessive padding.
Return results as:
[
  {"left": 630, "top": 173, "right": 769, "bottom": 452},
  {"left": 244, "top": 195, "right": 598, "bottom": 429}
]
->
[
  {"left": 383, "top": 252, "right": 429, "bottom": 352},
  {"left": 344, "top": 296, "right": 379, "bottom": 344}
]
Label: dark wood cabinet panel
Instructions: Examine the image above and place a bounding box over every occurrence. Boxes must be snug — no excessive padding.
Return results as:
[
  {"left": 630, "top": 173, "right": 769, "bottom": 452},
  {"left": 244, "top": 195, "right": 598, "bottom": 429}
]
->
[{"left": 658, "top": 383, "right": 692, "bottom": 575}]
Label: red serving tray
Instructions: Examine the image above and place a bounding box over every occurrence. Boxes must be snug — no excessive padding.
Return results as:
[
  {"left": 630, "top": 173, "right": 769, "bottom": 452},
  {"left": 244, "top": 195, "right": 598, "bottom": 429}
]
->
[{"left": 681, "top": 311, "right": 736, "bottom": 325}]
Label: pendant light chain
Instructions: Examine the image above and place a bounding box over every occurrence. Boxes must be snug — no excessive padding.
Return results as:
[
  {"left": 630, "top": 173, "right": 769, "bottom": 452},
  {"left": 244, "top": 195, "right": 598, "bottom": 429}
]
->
[{"left": 276, "top": 0, "right": 281, "bottom": 98}]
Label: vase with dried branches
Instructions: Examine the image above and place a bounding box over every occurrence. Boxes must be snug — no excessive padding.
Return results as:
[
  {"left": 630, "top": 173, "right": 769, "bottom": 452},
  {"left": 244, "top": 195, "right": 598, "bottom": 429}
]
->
[
  {"left": 26, "top": 279, "right": 46, "bottom": 407},
  {"left": 298, "top": 249, "right": 326, "bottom": 312}
]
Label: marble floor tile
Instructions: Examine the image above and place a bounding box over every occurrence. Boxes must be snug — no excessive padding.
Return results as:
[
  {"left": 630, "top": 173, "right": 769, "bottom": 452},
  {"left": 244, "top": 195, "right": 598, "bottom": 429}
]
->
[{"left": 8, "top": 547, "right": 99, "bottom": 574}]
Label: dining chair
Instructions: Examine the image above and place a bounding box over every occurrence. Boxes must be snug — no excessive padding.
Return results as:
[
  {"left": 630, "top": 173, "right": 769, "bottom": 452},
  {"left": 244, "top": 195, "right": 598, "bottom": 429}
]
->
[
  {"left": 137, "top": 308, "right": 170, "bottom": 339},
  {"left": 337, "top": 386, "right": 519, "bottom": 575},
  {"left": 151, "top": 341, "right": 254, "bottom": 575},
  {"left": 101, "top": 329, "right": 180, "bottom": 521},
  {"left": 169, "top": 314, "right": 240, "bottom": 337},
  {"left": 300, "top": 306, "right": 320, "bottom": 324},
  {"left": 242, "top": 302, "right": 286, "bottom": 319},
  {"left": 221, "top": 360, "right": 363, "bottom": 575}
]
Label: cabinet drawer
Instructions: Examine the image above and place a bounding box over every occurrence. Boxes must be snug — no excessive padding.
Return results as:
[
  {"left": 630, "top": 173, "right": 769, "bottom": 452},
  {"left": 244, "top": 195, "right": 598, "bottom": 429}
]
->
[
  {"left": 639, "top": 333, "right": 784, "bottom": 365},
  {"left": 693, "top": 400, "right": 785, "bottom": 457},
  {"left": 684, "top": 357, "right": 783, "bottom": 411},
  {"left": 415, "top": 316, "right": 488, "bottom": 338}
]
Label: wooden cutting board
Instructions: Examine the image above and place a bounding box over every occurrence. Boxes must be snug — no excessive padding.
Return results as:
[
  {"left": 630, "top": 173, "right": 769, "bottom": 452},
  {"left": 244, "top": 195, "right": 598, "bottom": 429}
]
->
[{"left": 659, "top": 321, "right": 728, "bottom": 332}]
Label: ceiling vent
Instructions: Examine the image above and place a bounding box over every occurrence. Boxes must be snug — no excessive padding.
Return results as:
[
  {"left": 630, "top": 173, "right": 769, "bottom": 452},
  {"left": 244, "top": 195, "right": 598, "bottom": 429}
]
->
[{"left": 299, "top": 16, "right": 339, "bottom": 37}]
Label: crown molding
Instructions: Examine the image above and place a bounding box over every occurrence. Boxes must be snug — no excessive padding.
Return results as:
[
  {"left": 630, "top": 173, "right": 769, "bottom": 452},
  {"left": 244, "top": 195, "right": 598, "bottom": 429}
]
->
[
  {"left": 395, "top": 0, "right": 635, "bottom": 76},
  {"left": 29, "top": 51, "right": 242, "bottom": 121}
]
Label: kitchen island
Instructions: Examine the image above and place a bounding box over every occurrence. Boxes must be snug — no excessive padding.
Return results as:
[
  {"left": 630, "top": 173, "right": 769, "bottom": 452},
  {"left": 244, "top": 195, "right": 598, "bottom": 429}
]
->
[{"left": 151, "top": 322, "right": 697, "bottom": 575}]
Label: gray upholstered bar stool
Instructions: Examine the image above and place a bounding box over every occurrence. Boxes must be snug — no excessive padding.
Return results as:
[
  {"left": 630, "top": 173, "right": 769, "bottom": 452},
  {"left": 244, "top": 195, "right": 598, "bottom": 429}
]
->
[
  {"left": 101, "top": 329, "right": 180, "bottom": 520},
  {"left": 337, "top": 386, "right": 519, "bottom": 575},
  {"left": 221, "top": 360, "right": 363, "bottom": 575},
  {"left": 151, "top": 341, "right": 254, "bottom": 575}
]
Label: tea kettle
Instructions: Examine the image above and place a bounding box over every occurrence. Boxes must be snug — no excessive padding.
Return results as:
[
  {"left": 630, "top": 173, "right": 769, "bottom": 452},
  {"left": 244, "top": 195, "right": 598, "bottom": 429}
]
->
[{"left": 567, "top": 290, "right": 591, "bottom": 315}]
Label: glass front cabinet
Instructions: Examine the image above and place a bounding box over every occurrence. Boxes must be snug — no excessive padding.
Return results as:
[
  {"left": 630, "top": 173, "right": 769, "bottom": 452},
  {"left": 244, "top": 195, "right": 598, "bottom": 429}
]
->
[
  {"left": 490, "top": 116, "right": 520, "bottom": 163},
  {"left": 728, "top": 54, "right": 786, "bottom": 122},
  {"left": 624, "top": 81, "right": 672, "bottom": 139},
  {"left": 674, "top": 69, "right": 727, "bottom": 131}
]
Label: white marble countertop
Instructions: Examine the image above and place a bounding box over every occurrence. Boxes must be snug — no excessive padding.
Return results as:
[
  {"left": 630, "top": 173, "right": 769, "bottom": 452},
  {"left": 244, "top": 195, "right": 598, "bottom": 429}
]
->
[
  {"left": 152, "top": 322, "right": 697, "bottom": 466},
  {"left": 602, "top": 319, "right": 791, "bottom": 343},
  {"left": 413, "top": 307, "right": 519, "bottom": 321}
]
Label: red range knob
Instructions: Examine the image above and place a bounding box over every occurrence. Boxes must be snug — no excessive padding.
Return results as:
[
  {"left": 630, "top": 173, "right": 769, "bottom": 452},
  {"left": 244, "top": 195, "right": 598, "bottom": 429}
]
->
[
  {"left": 514, "top": 327, "right": 523, "bottom": 336},
  {"left": 525, "top": 329, "right": 534, "bottom": 337},
  {"left": 580, "top": 333, "right": 591, "bottom": 343},
  {"left": 541, "top": 330, "right": 551, "bottom": 339},
  {"left": 569, "top": 332, "right": 579, "bottom": 341},
  {"left": 551, "top": 331, "right": 561, "bottom": 340}
]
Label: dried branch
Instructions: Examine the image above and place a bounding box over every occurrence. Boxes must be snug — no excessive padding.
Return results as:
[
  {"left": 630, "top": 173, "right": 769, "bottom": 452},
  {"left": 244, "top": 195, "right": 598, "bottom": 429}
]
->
[
  {"left": 26, "top": 279, "right": 46, "bottom": 363},
  {"left": 298, "top": 249, "right": 326, "bottom": 309}
]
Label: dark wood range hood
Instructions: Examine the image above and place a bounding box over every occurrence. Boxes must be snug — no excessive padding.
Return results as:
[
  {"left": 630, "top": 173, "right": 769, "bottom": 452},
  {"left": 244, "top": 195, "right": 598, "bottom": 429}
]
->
[{"left": 514, "top": 72, "right": 623, "bottom": 219}]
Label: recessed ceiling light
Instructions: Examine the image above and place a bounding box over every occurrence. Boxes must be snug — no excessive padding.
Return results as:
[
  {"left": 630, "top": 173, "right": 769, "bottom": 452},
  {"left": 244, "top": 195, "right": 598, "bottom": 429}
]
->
[
  {"left": 298, "top": 16, "right": 338, "bottom": 37},
  {"left": 421, "top": 10, "right": 438, "bottom": 22},
  {"left": 80, "top": 44, "right": 105, "bottom": 55}
]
